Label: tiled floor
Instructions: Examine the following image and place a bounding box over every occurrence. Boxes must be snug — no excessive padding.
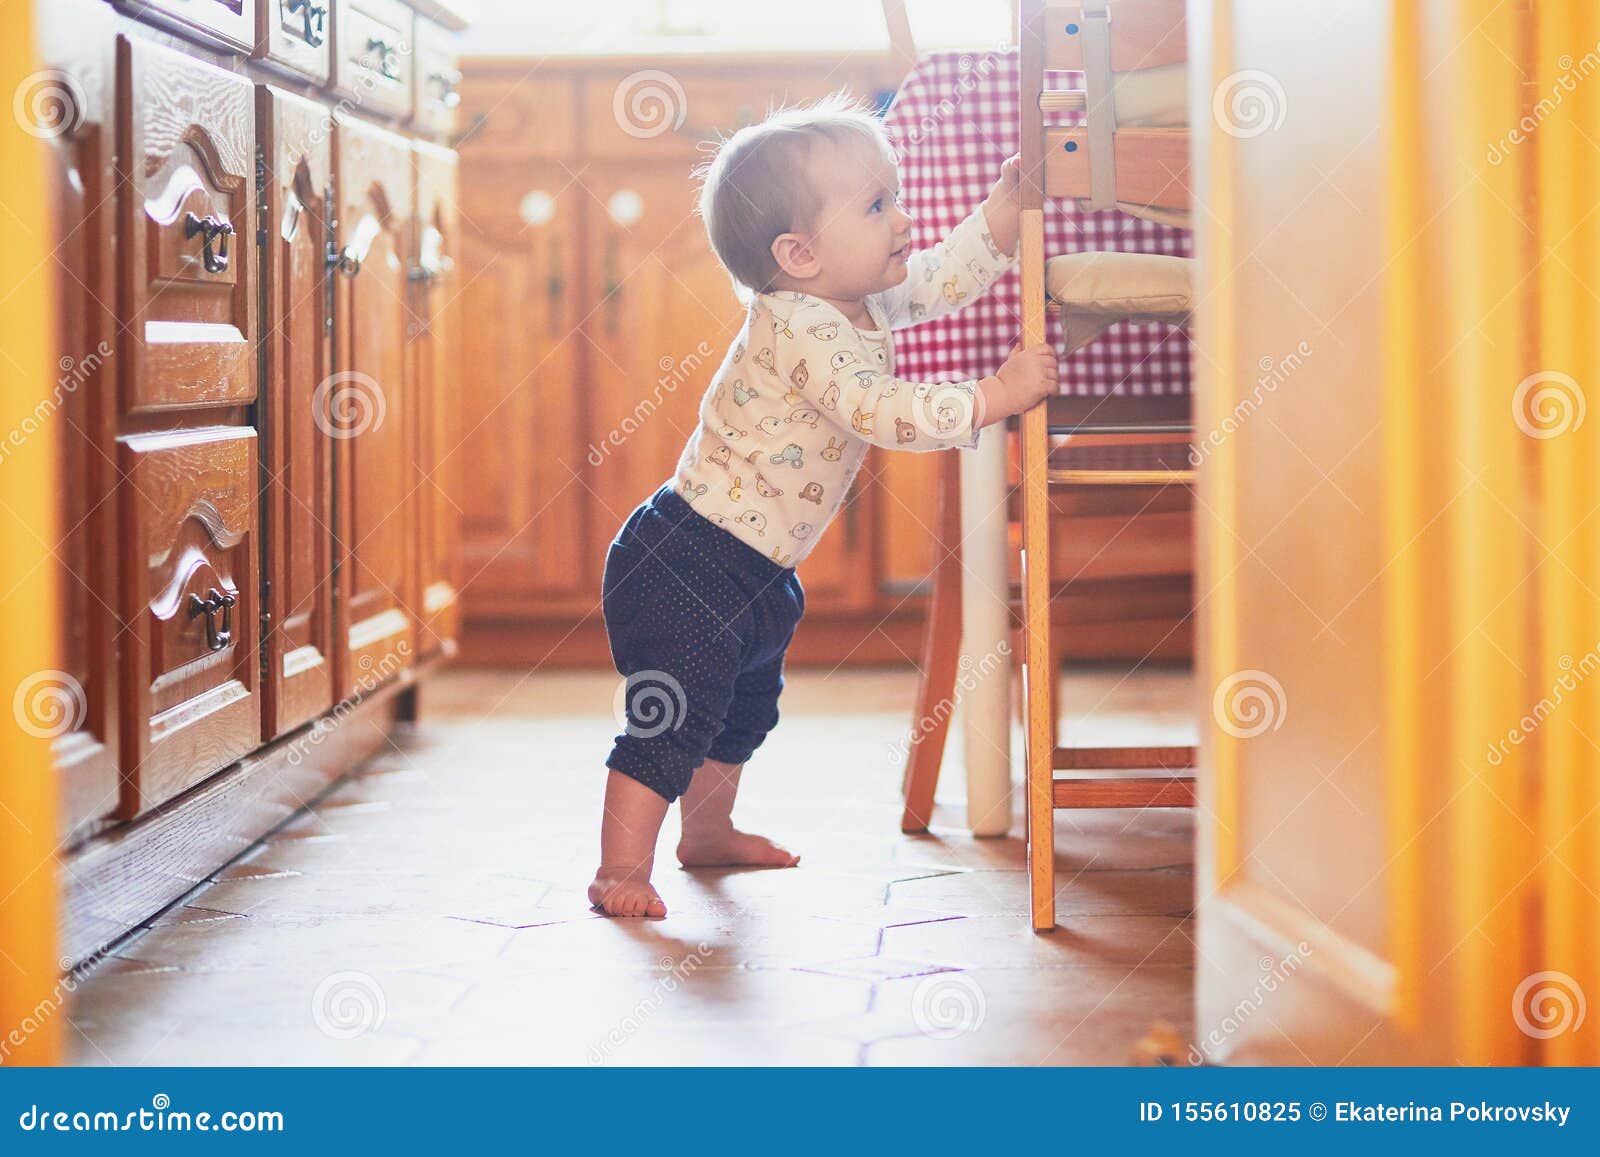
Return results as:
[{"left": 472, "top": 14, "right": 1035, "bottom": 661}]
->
[{"left": 67, "top": 666, "right": 1197, "bottom": 1066}]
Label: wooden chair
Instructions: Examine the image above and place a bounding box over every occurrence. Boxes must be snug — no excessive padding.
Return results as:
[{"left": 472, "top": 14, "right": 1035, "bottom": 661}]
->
[{"left": 1017, "top": 0, "right": 1196, "bottom": 931}]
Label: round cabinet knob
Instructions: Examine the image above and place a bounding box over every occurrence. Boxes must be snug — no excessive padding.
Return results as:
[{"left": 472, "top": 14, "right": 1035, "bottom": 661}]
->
[
  {"left": 607, "top": 188, "right": 645, "bottom": 227},
  {"left": 519, "top": 190, "right": 555, "bottom": 227}
]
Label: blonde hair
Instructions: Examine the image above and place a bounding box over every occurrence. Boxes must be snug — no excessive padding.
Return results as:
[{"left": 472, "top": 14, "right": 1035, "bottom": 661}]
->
[{"left": 693, "top": 91, "right": 891, "bottom": 295}]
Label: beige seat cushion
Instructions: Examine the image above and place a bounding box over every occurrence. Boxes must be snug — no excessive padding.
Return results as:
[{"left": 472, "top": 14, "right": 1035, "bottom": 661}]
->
[{"left": 1045, "top": 251, "right": 1194, "bottom": 354}]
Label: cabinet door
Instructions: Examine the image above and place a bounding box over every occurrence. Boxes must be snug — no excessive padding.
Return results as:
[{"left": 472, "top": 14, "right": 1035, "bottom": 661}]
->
[
  {"left": 117, "top": 37, "right": 255, "bottom": 415},
  {"left": 258, "top": 86, "right": 335, "bottom": 739},
  {"left": 410, "top": 141, "right": 461, "bottom": 655},
  {"left": 333, "top": 113, "right": 416, "bottom": 696},
  {"left": 119, "top": 428, "right": 260, "bottom": 814},
  {"left": 457, "top": 163, "right": 587, "bottom": 609},
  {"left": 34, "top": 0, "right": 120, "bottom": 844},
  {"left": 584, "top": 166, "right": 737, "bottom": 572}
]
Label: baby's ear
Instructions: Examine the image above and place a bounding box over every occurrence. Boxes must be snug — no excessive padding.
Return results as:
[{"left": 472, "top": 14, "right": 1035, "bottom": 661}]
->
[{"left": 771, "top": 232, "right": 819, "bottom": 281}]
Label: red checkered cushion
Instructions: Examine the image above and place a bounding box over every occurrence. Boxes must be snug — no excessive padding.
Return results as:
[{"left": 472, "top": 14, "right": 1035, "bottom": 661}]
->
[{"left": 883, "top": 49, "right": 1193, "bottom": 396}]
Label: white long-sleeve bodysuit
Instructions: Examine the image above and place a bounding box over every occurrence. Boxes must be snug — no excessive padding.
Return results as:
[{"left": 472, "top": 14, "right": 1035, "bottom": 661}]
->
[{"left": 671, "top": 206, "right": 1017, "bottom": 567}]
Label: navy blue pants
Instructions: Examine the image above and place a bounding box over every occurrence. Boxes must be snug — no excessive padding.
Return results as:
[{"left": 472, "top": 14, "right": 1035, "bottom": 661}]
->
[{"left": 602, "top": 483, "right": 805, "bottom": 803}]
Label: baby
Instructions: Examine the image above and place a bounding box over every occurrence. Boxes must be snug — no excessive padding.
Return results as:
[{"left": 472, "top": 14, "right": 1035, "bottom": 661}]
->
[{"left": 589, "top": 93, "right": 1058, "bottom": 918}]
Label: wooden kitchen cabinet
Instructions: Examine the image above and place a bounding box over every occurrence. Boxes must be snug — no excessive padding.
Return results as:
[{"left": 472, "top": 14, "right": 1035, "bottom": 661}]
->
[
  {"left": 258, "top": 85, "right": 336, "bottom": 740},
  {"left": 333, "top": 112, "right": 417, "bottom": 695},
  {"left": 117, "top": 428, "right": 261, "bottom": 814},
  {"left": 117, "top": 37, "right": 256, "bottom": 415},
  {"left": 36, "top": 0, "right": 466, "bottom": 962}
]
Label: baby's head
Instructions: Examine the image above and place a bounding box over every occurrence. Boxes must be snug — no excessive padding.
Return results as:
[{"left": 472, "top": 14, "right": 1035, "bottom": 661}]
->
[{"left": 695, "top": 92, "right": 914, "bottom": 303}]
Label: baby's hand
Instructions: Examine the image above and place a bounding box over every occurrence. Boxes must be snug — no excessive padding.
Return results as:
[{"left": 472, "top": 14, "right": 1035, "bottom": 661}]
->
[
  {"left": 981, "top": 154, "right": 1023, "bottom": 259},
  {"left": 977, "top": 341, "right": 1058, "bottom": 427}
]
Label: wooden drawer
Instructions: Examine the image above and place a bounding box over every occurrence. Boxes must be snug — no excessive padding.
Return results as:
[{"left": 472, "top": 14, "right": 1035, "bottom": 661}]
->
[
  {"left": 118, "top": 0, "right": 256, "bottom": 51},
  {"left": 411, "top": 16, "right": 461, "bottom": 137},
  {"left": 255, "top": 0, "right": 332, "bottom": 83},
  {"left": 119, "top": 426, "right": 261, "bottom": 816},
  {"left": 333, "top": 0, "right": 414, "bottom": 119},
  {"left": 117, "top": 37, "right": 255, "bottom": 415}
]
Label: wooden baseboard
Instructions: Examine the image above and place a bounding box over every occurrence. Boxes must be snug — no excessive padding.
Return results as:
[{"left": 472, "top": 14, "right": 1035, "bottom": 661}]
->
[
  {"left": 461, "top": 603, "right": 1193, "bottom": 669},
  {"left": 59, "top": 658, "right": 445, "bottom": 967}
]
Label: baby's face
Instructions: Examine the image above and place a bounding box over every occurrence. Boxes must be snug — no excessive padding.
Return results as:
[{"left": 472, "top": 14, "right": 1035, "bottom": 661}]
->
[{"left": 800, "top": 137, "right": 914, "bottom": 303}]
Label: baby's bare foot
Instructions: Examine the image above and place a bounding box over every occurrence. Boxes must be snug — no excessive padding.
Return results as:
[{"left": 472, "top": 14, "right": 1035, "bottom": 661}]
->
[
  {"left": 676, "top": 828, "right": 801, "bottom": 869},
  {"left": 587, "top": 871, "right": 668, "bottom": 917}
]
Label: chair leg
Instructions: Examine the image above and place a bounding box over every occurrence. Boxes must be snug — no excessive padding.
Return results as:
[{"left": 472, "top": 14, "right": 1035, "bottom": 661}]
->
[
  {"left": 901, "top": 452, "right": 964, "bottom": 833},
  {"left": 1018, "top": 207, "right": 1057, "bottom": 932}
]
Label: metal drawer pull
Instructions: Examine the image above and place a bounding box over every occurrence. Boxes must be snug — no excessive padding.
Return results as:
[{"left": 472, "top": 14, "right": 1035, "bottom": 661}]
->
[
  {"left": 287, "top": 0, "right": 327, "bottom": 48},
  {"left": 366, "top": 36, "right": 402, "bottom": 81},
  {"left": 184, "top": 212, "right": 234, "bottom": 274},
  {"left": 429, "top": 68, "right": 462, "bottom": 110},
  {"left": 188, "top": 587, "right": 237, "bottom": 652}
]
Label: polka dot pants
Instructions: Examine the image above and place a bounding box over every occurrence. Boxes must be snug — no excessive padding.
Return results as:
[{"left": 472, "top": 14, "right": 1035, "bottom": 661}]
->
[{"left": 602, "top": 483, "right": 805, "bottom": 803}]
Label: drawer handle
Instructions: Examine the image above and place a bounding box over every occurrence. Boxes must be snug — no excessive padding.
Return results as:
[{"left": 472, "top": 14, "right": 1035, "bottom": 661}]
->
[
  {"left": 188, "top": 587, "right": 237, "bottom": 652},
  {"left": 287, "top": 0, "right": 327, "bottom": 48},
  {"left": 366, "top": 37, "right": 403, "bottom": 81},
  {"left": 429, "top": 68, "right": 462, "bottom": 110},
  {"left": 184, "top": 212, "right": 234, "bottom": 274}
]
